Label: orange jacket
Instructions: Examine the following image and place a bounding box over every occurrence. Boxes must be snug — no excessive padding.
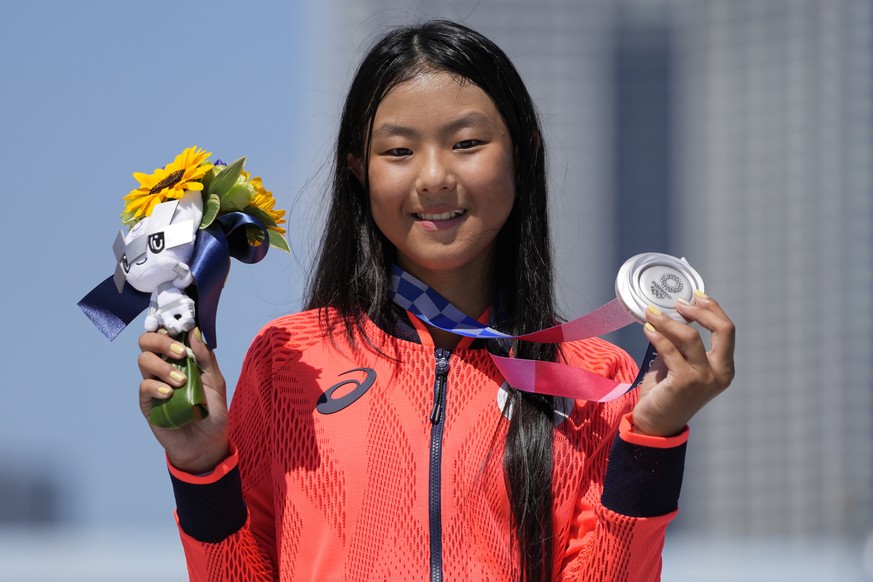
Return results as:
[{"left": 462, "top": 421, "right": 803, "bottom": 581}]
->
[{"left": 169, "top": 308, "right": 688, "bottom": 581}]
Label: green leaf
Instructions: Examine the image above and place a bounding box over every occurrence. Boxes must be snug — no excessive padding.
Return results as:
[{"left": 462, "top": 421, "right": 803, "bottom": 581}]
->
[
  {"left": 200, "top": 165, "right": 221, "bottom": 192},
  {"left": 243, "top": 205, "right": 277, "bottom": 228},
  {"left": 219, "top": 180, "right": 255, "bottom": 212},
  {"left": 199, "top": 193, "right": 221, "bottom": 228},
  {"left": 244, "top": 224, "right": 266, "bottom": 246},
  {"left": 206, "top": 156, "right": 246, "bottom": 198},
  {"left": 120, "top": 209, "right": 139, "bottom": 227},
  {"left": 149, "top": 334, "right": 208, "bottom": 429},
  {"left": 268, "top": 229, "right": 291, "bottom": 252}
]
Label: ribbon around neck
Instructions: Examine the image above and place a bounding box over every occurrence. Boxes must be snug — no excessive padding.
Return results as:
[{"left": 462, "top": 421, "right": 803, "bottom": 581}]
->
[
  {"left": 390, "top": 264, "right": 657, "bottom": 402},
  {"left": 78, "top": 212, "right": 269, "bottom": 350}
]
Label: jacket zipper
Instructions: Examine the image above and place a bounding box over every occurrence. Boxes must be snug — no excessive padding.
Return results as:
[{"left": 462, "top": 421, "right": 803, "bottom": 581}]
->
[{"left": 428, "top": 347, "right": 450, "bottom": 582}]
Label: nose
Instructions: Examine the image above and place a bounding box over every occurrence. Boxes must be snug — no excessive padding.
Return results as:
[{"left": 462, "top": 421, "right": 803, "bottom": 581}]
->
[{"left": 415, "top": 149, "right": 455, "bottom": 194}]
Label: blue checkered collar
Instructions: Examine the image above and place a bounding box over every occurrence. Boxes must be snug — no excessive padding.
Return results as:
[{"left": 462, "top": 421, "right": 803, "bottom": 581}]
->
[{"left": 387, "top": 264, "right": 510, "bottom": 351}]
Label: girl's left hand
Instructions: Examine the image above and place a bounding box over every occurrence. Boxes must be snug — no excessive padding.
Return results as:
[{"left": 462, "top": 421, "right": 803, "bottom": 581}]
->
[{"left": 631, "top": 291, "right": 736, "bottom": 437}]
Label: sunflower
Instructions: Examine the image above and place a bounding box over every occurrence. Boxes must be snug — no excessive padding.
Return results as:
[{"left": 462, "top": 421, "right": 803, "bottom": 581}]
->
[
  {"left": 122, "top": 146, "right": 213, "bottom": 225},
  {"left": 248, "top": 175, "right": 287, "bottom": 236}
]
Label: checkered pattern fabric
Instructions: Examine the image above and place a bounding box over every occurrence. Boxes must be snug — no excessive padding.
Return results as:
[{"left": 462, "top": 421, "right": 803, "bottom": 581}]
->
[{"left": 390, "top": 265, "right": 511, "bottom": 339}]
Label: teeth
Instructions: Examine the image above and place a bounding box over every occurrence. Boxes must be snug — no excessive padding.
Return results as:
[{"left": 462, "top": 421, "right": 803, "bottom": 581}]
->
[{"left": 415, "top": 210, "right": 464, "bottom": 221}]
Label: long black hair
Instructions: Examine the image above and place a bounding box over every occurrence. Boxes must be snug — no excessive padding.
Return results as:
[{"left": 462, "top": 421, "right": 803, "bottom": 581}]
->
[{"left": 306, "top": 20, "right": 558, "bottom": 581}]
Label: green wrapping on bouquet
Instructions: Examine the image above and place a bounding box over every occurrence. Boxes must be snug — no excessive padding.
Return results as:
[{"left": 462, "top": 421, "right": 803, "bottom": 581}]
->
[{"left": 149, "top": 332, "right": 208, "bottom": 428}]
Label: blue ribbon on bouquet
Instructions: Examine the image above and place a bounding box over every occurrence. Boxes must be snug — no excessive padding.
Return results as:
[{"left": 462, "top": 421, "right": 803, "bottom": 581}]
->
[{"left": 78, "top": 212, "right": 269, "bottom": 349}]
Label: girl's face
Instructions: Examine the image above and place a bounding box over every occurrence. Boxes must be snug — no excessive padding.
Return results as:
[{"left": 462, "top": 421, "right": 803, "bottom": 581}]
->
[{"left": 362, "top": 71, "right": 516, "bottom": 284}]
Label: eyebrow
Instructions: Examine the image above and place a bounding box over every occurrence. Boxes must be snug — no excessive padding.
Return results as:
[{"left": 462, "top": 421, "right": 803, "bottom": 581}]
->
[{"left": 371, "top": 112, "right": 495, "bottom": 139}]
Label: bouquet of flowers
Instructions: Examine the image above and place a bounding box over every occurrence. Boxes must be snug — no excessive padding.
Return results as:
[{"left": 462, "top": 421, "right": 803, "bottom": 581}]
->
[{"left": 79, "top": 146, "right": 289, "bottom": 428}]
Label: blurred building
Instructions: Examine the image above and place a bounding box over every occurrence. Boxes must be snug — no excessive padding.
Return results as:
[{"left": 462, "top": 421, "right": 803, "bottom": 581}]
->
[
  {"left": 0, "top": 459, "right": 60, "bottom": 525},
  {"left": 318, "top": 0, "right": 873, "bottom": 540},
  {"left": 673, "top": 0, "right": 873, "bottom": 537}
]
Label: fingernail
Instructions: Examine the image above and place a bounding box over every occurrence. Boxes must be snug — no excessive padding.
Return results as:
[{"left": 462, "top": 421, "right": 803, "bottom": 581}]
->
[
  {"left": 647, "top": 304, "right": 662, "bottom": 316},
  {"left": 169, "top": 370, "right": 186, "bottom": 383},
  {"left": 170, "top": 343, "right": 186, "bottom": 356},
  {"left": 676, "top": 297, "right": 692, "bottom": 306},
  {"left": 157, "top": 386, "right": 172, "bottom": 396},
  {"left": 694, "top": 289, "right": 708, "bottom": 300},
  {"left": 644, "top": 322, "right": 657, "bottom": 334},
  {"left": 157, "top": 328, "right": 168, "bottom": 336},
  {"left": 193, "top": 327, "right": 202, "bottom": 343}
]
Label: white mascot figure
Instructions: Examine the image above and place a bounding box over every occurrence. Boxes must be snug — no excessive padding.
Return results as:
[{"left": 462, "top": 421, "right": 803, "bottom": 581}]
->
[{"left": 112, "top": 190, "right": 203, "bottom": 336}]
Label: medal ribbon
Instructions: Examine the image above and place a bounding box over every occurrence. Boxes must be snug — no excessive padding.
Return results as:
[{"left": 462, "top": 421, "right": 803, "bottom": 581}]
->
[{"left": 390, "top": 264, "right": 656, "bottom": 402}]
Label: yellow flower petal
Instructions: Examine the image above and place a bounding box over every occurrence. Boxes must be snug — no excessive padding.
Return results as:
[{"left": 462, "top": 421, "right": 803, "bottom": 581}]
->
[{"left": 123, "top": 146, "right": 213, "bottom": 223}]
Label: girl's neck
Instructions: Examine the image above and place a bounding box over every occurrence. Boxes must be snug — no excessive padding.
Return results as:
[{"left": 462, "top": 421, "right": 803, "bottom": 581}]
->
[{"left": 397, "top": 259, "right": 495, "bottom": 350}]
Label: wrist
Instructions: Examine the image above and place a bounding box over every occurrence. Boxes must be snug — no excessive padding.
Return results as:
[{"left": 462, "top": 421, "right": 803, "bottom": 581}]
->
[
  {"left": 628, "top": 410, "right": 685, "bottom": 438},
  {"left": 619, "top": 413, "right": 689, "bottom": 449},
  {"left": 168, "top": 444, "right": 230, "bottom": 476}
]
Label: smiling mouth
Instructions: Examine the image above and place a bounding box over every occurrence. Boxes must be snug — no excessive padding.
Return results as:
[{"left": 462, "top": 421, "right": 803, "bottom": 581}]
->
[{"left": 413, "top": 210, "right": 466, "bottom": 221}]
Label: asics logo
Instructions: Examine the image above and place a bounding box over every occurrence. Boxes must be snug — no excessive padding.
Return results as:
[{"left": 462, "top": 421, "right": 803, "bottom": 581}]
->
[{"left": 316, "top": 368, "right": 377, "bottom": 414}]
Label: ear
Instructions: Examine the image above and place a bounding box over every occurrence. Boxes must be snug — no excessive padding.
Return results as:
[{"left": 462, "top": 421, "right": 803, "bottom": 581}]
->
[{"left": 347, "top": 154, "right": 365, "bottom": 185}]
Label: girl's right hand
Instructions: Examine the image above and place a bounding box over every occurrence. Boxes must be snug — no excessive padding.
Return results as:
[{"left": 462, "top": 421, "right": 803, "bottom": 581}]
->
[{"left": 137, "top": 327, "right": 230, "bottom": 475}]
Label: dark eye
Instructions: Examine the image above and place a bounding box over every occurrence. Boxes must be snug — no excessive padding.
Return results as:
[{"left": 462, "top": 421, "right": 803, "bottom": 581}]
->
[
  {"left": 385, "top": 148, "right": 412, "bottom": 157},
  {"left": 148, "top": 232, "right": 165, "bottom": 254},
  {"left": 121, "top": 253, "right": 130, "bottom": 273},
  {"left": 454, "top": 140, "right": 481, "bottom": 150}
]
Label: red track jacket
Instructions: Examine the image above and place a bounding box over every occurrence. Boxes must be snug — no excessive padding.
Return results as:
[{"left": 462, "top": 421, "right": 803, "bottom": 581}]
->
[{"left": 169, "top": 308, "right": 688, "bottom": 581}]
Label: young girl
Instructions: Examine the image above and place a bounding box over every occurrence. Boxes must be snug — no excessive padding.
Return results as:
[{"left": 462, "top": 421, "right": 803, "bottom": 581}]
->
[{"left": 137, "top": 20, "right": 735, "bottom": 582}]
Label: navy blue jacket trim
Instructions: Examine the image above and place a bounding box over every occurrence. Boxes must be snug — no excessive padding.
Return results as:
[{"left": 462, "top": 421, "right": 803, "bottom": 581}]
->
[
  {"left": 601, "top": 434, "right": 687, "bottom": 517},
  {"left": 171, "top": 465, "right": 248, "bottom": 543}
]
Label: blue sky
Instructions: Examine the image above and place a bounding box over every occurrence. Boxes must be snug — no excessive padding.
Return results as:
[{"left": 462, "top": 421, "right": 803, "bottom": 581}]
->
[{"left": 0, "top": 0, "right": 327, "bottom": 528}]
